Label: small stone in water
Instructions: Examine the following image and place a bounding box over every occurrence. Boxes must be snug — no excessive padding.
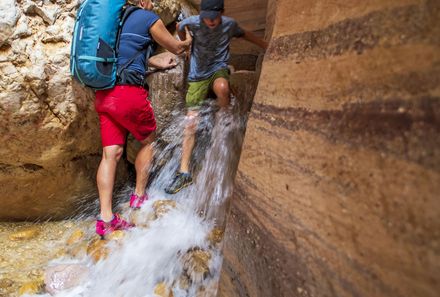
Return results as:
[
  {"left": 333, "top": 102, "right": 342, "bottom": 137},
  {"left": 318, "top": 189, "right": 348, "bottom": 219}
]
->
[
  {"left": 0, "top": 278, "right": 14, "bottom": 289},
  {"left": 207, "top": 227, "right": 224, "bottom": 246},
  {"left": 9, "top": 227, "right": 40, "bottom": 241},
  {"left": 154, "top": 281, "right": 174, "bottom": 297},
  {"left": 87, "top": 238, "right": 109, "bottom": 263},
  {"left": 153, "top": 200, "right": 177, "bottom": 219},
  {"left": 66, "top": 229, "right": 85, "bottom": 245},
  {"left": 18, "top": 280, "right": 44, "bottom": 295}
]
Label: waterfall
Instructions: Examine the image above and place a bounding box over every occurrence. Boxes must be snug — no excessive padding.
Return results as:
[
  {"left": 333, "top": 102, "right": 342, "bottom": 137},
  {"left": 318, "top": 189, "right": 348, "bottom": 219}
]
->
[{"left": 31, "top": 98, "right": 247, "bottom": 297}]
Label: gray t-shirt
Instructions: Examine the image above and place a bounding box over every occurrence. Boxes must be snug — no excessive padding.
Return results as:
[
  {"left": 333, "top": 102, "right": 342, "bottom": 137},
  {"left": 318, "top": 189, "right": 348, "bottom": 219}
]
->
[{"left": 178, "top": 15, "right": 245, "bottom": 81}]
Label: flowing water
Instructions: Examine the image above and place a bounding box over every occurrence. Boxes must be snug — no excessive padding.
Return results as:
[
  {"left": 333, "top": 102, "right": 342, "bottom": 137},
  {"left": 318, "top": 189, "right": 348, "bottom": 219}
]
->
[{"left": 2, "top": 98, "right": 247, "bottom": 297}]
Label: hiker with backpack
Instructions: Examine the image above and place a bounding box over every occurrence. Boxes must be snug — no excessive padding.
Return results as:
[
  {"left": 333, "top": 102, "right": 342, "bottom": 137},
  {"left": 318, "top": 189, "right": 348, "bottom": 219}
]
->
[
  {"left": 71, "top": 0, "right": 192, "bottom": 236},
  {"left": 164, "top": 0, "right": 268, "bottom": 194}
]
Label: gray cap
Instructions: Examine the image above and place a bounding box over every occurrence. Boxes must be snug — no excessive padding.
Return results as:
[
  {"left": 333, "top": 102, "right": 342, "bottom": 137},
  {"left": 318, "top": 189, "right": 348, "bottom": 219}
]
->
[{"left": 200, "top": 0, "right": 224, "bottom": 19}]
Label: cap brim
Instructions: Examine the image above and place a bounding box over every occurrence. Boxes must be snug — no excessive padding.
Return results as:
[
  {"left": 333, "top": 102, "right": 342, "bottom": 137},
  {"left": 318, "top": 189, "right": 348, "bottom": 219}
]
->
[{"left": 200, "top": 10, "right": 221, "bottom": 19}]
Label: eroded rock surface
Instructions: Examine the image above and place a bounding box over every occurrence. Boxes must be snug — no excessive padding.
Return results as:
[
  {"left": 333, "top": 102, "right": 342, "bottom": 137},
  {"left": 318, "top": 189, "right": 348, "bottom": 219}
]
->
[
  {"left": 0, "top": 0, "right": 107, "bottom": 220},
  {"left": 219, "top": 0, "right": 440, "bottom": 297}
]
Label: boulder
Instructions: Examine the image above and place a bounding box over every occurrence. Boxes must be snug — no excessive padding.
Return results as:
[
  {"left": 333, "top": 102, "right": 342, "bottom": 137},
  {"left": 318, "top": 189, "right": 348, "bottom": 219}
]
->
[{"left": 44, "top": 264, "right": 89, "bottom": 295}]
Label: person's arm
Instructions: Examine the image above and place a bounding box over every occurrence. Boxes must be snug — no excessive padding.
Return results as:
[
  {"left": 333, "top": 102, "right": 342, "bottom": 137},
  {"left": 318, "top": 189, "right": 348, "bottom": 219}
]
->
[
  {"left": 176, "top": 22, "right": 191, "bottom": 59},
  {"left": 150, "top": 19, "right": 192, "bottom": 55},
  {"left": 176, "top": 22, "right": 187, "bottom": 41},
  {"left": 241, "top": 30, "right": 268, "bottom": 50}
]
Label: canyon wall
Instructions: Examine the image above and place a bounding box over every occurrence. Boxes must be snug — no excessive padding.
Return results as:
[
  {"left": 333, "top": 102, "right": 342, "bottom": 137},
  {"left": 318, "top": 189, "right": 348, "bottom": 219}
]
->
[{"left": 219, "top": 0, "right": 440, "bottom": 296}]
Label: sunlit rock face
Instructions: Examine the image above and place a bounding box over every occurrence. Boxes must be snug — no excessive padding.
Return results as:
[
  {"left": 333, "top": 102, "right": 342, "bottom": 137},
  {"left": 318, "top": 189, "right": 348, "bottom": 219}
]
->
[
  {"left": 0, "top": 0, "right": 103, "bottom": 220},
  {"left": 219, "top": 0, "right": 440, "bottom": 297}
]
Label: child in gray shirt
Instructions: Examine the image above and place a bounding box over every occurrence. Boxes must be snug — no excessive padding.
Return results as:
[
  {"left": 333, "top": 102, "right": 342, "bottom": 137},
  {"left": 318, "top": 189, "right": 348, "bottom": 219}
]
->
[{"left": 165, "top": 0, "right": 268, "bottom": 194}]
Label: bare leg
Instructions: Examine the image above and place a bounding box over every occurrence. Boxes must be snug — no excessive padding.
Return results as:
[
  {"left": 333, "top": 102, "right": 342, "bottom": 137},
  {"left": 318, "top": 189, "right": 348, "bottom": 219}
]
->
[
  {"left": 179, "top": 77, "right": 229, "bottom": 174},
  {"left": 97, "top": 145, "right": 124, "bottom": 222},
  {"left": 180, "top": 110, "right": 199, "bottom": 173},
  {"left": 212, "top": 77, "right": 230, "bottom": 108},
  {"left": 134, "top": 131, "right": 156, "bottom": 196}
]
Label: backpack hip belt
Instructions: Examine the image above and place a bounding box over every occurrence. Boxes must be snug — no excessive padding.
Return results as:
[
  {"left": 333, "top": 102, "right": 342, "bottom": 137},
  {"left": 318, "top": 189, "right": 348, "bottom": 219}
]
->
[{"left": 116, "top": 69, "right": 148, "bottom": 89}]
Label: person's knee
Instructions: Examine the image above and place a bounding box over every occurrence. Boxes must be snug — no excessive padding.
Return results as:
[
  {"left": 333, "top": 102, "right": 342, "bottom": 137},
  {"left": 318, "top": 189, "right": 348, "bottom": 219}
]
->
[
  {"left": 184, "top": 121, "right": 197, "bottom": 136},
  {"left": 214, "top": 80, "right": 230, "bottom": 97},
  {"left": 184, "top": 112, "right": 198, "bottom": 134},
  {"left": 102, "top": 145, "right": 124, "bottom": 162},
  {"left": 213, "top": 79, "right": 230, "bottom": 107}
]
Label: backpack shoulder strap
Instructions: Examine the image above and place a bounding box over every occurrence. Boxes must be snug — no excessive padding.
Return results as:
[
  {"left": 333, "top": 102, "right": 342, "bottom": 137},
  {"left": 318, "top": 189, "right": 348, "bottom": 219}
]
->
[
  {"left": 116, "top": 6, "right": 141, "bottom": 54},
  {"left": 116, "top": 6, "right": 157, "bottom": 76}
]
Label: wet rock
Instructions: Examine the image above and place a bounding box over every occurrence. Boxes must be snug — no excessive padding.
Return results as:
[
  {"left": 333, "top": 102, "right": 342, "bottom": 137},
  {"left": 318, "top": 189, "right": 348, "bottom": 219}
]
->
[
  {"left": 44, "top": 264, "right": 89, "bottom": 295},
  {"left": 154, "top": 282, "right": 174, "bottom": 297},
  {"left": 182, "top": 248, "right": 211, "bottom": 283},
  {"left": 86, "top": 238, "right": 109, "bottom": 263},
  {"left": 177, "top": 274, "right": 191, "bottom": 290},
  {"left": 53, "top": 247, "right": 68, "bottom": 258},
  {"left": 196, "top": 281, "right": 218, "bottom": 297},
  {"left": 18, "top": 280, "right": 44, "bottom": 295},
  {"left": 27, "top": 268, "right": 44, "bottom": 280},
  {"left": 68, "top": 242, "right": 88, "bottom": 259},
  {"left": 153, "top": 200, "right": 177, "bottom": 219},
  {"left": 66, "top": 229, "right": 85, "bottom": 245},
  {"left": 0, "top": 278, "right": 14, "bottom": 291},
  {"left": 129, "top": 210, "right": 154, "bottom": 228},
  {"left": 9, "top": 227, "right": 40, "bottom": 241},
  {"left": 0, "top": 279, "right": 15, "bottom": 296},
  {"left": 207, "top": 228, "right": 224, "bottom": 246},
  {"left": 106, "top": 230, "right": 125, "bottom": 242}
]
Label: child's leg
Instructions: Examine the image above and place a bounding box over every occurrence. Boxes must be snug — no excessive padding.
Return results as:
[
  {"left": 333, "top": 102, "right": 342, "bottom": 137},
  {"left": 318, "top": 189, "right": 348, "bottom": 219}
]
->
[
  {"left": 212, "top": 77, "right": 231, "bottom": 108},
  {"left": 180, "top": 79, "right": 209, "bottom": 173},
  {"left": 180, "top": 110, "right": 199, "bottom": 173}
]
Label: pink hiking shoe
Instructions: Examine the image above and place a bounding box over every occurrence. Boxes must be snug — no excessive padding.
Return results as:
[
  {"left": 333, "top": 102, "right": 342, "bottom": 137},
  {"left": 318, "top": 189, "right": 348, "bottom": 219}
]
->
[
  {"left": 95, "top": 213, "right": 134, "bottom": 237},
  {"left": 129, "top": 193, "right": 148, "bottom": 209}
]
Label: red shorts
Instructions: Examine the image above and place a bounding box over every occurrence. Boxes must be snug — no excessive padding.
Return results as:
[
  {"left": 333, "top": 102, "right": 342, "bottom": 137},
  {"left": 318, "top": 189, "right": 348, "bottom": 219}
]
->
[{"left": 95, "top": 85, "right": 156, "bottom": 147}]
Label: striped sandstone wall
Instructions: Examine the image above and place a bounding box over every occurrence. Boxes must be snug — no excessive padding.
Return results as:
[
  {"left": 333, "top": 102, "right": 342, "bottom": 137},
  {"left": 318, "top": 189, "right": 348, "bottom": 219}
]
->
[{"left": 219, "top": 0, "right": 440, "bottom": 296}]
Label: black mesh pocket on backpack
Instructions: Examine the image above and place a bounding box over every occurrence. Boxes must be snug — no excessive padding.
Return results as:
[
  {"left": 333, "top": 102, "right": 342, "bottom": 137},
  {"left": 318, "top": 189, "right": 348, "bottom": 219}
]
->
[{"left": 96, "top": 38, "right": 114, "bottom": 76}]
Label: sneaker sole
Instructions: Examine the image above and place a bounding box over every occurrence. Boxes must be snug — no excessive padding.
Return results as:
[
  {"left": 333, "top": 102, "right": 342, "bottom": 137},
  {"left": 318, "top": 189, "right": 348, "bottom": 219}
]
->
[{"left": 166, "top": 180, "right": 193, "bottom": 194}]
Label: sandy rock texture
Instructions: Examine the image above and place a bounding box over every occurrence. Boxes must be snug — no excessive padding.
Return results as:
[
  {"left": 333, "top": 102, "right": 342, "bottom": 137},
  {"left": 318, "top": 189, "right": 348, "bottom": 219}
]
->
[
  {"left": 0, "top": 0, "right": 104, "bottom": 220},
  {"left": 219, "top": 0, "right": 440, "bottom": 297}
]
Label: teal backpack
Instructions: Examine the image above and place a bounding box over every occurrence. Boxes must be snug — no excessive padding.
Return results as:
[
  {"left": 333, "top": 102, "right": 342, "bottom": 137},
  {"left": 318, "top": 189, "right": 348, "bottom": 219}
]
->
[{"left": 70, "top": 0, "right": 152, "bottom": 90}]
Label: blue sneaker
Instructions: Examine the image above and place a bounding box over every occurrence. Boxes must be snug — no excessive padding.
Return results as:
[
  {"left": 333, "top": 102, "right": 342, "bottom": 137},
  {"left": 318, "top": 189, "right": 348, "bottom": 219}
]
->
[{"left": 165, "top": 172, "right": 193, "bottom": 194}]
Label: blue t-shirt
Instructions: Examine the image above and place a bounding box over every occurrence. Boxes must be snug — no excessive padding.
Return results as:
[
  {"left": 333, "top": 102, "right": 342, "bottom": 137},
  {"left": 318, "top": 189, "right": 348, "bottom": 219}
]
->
[
  {"left": 178, "top": 16, "right": 245, "bottom": 81},
  {"left": 117, "top": 9, "right": 159, "bottom": 75}
]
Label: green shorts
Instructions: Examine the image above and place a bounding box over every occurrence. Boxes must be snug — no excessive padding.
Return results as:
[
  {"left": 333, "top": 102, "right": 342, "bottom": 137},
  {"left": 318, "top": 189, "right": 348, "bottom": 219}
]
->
[{"left": 185, "top": 68, "right": 230, "bottom": 109}]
